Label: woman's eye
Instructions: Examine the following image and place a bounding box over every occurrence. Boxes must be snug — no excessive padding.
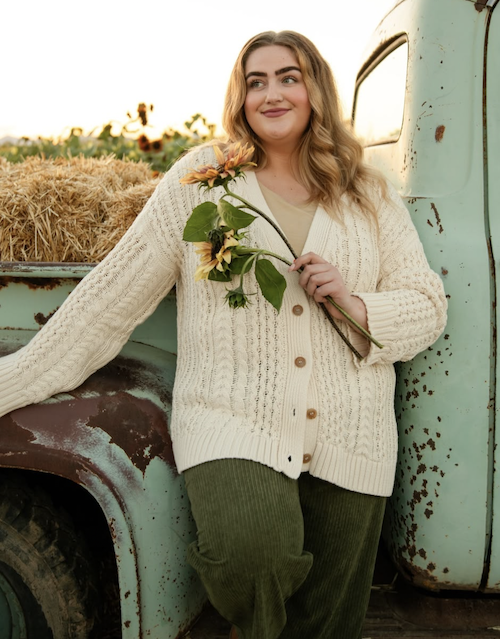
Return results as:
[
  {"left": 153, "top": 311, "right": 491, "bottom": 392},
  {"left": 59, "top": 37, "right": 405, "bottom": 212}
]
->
[
  {"left": 282, "top": 76, "right": 298, "bottom": 85},
  {"left": 248, "top": 79, "right": 264, "bottom": 89}
]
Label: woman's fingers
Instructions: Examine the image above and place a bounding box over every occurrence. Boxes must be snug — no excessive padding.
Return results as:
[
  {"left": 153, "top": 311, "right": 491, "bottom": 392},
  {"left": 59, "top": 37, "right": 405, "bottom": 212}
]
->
[{"left": 290, "top": 253, "right": 348, "bottom": 304}]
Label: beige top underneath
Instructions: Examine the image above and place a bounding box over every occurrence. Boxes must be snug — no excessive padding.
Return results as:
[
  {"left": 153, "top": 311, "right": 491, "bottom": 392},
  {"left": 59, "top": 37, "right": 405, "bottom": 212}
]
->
[{"left": 258, "top": 181, "right": 317, "bottom": 256}]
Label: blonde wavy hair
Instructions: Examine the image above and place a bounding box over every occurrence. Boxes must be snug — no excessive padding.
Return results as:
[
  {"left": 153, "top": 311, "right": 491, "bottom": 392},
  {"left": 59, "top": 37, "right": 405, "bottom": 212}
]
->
[{"left": 222, "top": 30, "right": 386, "bottom": 220}]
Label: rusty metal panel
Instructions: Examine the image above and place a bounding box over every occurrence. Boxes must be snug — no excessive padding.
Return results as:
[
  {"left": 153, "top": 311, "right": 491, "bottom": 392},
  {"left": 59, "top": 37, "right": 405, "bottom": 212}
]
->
[
  {"left": 0, "top": 338, "right": 205, "bottom": 637},
  {"left": 0, "top": 259, "right": 198, "bottom": 637},
  {"left": 0, "top": 263, "right": 178, "bottom": 354},
  {"left": 355, "top": 0, "right": 493, "bottom": 590}
]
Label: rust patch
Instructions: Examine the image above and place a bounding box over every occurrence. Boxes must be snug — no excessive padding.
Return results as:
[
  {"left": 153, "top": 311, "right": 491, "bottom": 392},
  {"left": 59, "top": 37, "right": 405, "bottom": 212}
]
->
[
  {"left": 0, "top": 411, "right": 87, "bottom": 482},
  {"left": 475, "top": 0, "right": 488, "bottom": 11},
  {"left": 34, "top": 309, "right": 59, "bottom": 326},
  {"left": 0, "top": 276, "right": 72, "bottom": 291},
  {"left": 430, "top": 203, "right": 443, "bottom": 234},
  {"left": 0, "top": 413, "right": 37, "bottom": 447},
  {"left": 435, "top": 125, "right": 446, "bottom": 142},
  {"left": 0, "top": 353, "right": 177, "bottom": 477},
  {"left": 86, "top": 393, "right": 175, "bottom": 474}
]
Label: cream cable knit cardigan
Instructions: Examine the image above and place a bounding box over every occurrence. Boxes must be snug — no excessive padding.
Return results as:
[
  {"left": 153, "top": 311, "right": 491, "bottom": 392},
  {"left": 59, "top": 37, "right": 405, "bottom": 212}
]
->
[{"left": 0, "top": 147, "right": 447, "bottom": 496}]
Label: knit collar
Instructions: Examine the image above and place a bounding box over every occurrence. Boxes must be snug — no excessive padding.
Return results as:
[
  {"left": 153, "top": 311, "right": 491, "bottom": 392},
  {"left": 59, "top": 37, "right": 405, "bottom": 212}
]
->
[{"left": 239, "top": 171, "right": 333, "bottom": 259}]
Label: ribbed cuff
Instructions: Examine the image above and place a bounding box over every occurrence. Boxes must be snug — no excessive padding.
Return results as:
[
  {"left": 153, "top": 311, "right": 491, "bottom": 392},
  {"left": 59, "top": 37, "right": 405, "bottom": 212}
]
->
[{"left": 350, "top": 292, "right": 398, "bottom": 367}]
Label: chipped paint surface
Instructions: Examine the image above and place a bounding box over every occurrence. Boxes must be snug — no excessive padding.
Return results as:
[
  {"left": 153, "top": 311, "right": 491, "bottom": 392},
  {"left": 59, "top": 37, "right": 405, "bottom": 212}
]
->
[{"left": 358, "top": 0, "right": 497, "bottom": 592}]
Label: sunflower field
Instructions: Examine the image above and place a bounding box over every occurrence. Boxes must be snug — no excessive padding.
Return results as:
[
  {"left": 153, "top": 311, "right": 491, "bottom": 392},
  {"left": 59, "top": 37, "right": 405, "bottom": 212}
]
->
[{"left": 0, "top": 104, "right": 216, "bottom": 174}]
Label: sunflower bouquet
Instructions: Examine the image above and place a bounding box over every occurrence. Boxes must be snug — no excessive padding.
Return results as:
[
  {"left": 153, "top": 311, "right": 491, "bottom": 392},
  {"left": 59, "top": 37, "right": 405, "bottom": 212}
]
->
[{"left": 179, "top": 143, "right": 382, "bottom": 358}]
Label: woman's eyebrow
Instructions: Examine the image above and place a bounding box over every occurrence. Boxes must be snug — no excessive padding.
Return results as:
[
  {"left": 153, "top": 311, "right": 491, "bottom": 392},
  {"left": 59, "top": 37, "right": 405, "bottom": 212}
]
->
[
  {"left": 275, "top": 66, "right": 301, "bottom": 76},
  {"left": 245, "top": 66, "right": 301, "bottom": 80}
]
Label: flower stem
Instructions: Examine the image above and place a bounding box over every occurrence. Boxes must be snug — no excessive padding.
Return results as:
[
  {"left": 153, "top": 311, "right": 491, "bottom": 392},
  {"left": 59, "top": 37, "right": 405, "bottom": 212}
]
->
[
  {"left": 237, "top": 247, "right": 292, "bottom": 266},
  {"left": 237, "top": 249, "right": 382, "bottom": 350},
  {"left": 223, "top": 185, "right": 383, "bottom": 355},
  {"left": 223, "top": 186, "right": 298, "bottom": 259},
  {"left": 324, "top": 296, "right": 383, "bottom": 349}
]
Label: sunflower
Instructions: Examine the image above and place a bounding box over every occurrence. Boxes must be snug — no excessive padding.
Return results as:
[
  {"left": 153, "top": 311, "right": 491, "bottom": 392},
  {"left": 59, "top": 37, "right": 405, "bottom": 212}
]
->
[
  {"left": 193, "top": 230, "right": 239, "bottom": 281},
  {"left": 137, "top": 134, "right": 151, "bottom": 152},
  {"left": 180, "top": 165, "right": 221, "bottom": 188},
  {"left": 180, "top": 142, "right": 256, "bottom": 189},
  {"left": 214, "top": 142, "right": 256, "bottom": 177}
]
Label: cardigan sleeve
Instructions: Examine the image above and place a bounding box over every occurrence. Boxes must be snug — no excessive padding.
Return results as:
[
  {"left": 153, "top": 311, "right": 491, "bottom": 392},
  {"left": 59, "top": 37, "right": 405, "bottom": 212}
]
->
[
  {"left": 0, "top": 158, "right": 191, "bottom": 419},
  {"left": 348, "top": 182, "right": 447, "bottom": 367}
]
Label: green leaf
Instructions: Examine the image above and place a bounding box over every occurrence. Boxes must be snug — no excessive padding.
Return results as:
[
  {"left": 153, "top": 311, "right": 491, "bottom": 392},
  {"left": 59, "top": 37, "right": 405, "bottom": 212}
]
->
[
  {"left": 255, "top": 259, "right": 287, "bottom": 312},
  {"left": 183, "top": 202, "right": 219, "bottom": 242},
  {"left": 208, "top": 269, "right": 232, "bottom": 282},
  {"left": 230, "top": 256, "right": 255, "bottom": 275},
  {"left": 218, "top": 199, "right": 256, "bottom": 231}
]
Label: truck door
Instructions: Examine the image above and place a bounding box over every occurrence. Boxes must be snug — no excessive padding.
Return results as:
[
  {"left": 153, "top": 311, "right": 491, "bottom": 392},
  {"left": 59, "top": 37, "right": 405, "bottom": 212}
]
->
[{"left": 353, "top": 0, "right": 496, "bottom": 591}]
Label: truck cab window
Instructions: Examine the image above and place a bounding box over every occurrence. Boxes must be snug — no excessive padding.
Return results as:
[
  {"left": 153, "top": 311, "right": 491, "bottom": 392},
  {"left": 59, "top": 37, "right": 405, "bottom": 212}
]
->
[{"left": 353, "top": 39, "right": 408, "bottom": 146}]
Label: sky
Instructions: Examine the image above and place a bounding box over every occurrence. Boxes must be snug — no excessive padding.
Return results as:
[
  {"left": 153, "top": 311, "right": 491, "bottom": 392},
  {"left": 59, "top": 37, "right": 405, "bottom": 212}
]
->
[{"left": 0, "top": 0, "right": 396, "bottom": 141}]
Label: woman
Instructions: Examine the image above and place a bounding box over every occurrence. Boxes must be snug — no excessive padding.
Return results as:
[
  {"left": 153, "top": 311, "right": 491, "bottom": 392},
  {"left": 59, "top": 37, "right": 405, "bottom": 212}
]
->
[{"left": 0, "top": 31, "right": 446, "bottom": 639}]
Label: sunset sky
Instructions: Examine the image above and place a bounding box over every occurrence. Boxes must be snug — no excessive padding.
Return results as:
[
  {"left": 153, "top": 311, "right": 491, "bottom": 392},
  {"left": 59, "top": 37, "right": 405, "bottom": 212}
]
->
[{"left": 0, "top": 0, "right": 395, "bottom": 140}]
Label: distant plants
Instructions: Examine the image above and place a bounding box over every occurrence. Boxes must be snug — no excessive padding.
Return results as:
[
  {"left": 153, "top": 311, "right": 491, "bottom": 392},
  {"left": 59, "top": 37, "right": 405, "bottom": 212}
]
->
[{"left": 0, "top": 103, "right": 216, "bottom": 173}]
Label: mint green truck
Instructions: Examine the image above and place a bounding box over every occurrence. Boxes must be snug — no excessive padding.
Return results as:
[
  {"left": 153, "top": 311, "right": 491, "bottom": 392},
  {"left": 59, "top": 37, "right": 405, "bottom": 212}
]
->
[
  {"left": 1, "top": 0, "right": 499, "bottom": 637},
  {"left": 352, "top": 0, "right": 500, "bottom": 592},
  {"left": 0, "top": 270, "right": 205, "bottom": 638}
]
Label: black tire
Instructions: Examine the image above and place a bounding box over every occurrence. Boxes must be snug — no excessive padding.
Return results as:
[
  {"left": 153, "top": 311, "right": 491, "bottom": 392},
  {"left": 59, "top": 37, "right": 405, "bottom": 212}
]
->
[{"left": 0, "top": 475, "right": 98, "bottom": 638}]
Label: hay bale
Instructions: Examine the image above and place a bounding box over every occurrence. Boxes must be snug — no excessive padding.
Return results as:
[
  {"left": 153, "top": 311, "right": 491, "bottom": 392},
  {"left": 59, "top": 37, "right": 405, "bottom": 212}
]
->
[{"left": 0, "top": 156, "right": 161, "bottom": 263}]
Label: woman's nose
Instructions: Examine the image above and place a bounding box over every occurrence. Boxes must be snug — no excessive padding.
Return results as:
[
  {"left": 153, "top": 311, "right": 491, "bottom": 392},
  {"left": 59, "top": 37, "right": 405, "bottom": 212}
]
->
[{"left": 265, "top": 80, "right": 283, "bottom": 103}]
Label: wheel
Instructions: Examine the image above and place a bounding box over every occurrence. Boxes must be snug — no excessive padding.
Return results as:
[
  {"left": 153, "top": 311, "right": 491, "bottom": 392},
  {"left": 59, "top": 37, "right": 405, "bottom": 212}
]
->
[{"left": 0, "top": 475, "right": 98, "bottom": 638}]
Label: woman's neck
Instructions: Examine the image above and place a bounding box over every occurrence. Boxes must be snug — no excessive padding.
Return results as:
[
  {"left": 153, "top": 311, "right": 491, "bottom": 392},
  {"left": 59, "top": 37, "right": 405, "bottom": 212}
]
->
[
  {"left": 256, "top": 150, "right": 311, "bottom": 206},
  {"left": 262, "top": 147, "right": 299, "bottom": 177}
]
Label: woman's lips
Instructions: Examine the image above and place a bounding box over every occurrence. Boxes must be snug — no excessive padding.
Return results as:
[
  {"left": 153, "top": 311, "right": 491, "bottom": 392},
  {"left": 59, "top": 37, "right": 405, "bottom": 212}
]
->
[{"left": 262, "top": 109, "right": 289, "bottom": 118}]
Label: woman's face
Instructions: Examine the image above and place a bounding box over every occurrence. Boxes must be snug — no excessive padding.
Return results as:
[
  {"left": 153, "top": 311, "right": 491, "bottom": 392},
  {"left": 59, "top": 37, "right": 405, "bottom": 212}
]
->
[{"left": 244, "top": 45, "right": 312, "bottom": 151}]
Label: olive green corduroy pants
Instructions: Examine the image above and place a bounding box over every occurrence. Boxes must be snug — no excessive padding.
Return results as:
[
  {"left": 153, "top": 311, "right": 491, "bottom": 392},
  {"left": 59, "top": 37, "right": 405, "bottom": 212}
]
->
[{"left": 184, "top": 459, "right": 386, "bottom": 639}]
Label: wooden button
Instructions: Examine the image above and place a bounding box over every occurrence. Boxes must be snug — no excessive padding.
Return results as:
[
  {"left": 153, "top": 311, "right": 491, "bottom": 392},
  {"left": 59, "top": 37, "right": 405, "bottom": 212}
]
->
[
  {"left": 292, "top": 305, "right": 303, "bottom": 316},
  {"left": 295, "top": 357, "right": 306, "bottom": 368},
  {"left": 303, "top": 454, "right": 312, "bottom": 463},
  {"left": 306, "top": 409, "right": 317, "bottom": 419}
]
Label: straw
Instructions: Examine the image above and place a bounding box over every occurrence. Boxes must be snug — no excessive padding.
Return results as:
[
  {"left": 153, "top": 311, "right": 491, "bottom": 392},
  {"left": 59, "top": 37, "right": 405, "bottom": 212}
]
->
[{"left": 0, "top": 156, "right": 161, "bottom": 262}]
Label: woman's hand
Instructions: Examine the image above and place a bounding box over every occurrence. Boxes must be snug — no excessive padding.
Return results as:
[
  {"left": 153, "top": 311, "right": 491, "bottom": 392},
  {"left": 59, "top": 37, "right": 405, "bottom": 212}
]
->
[{"left": 289, "top": 252, "right": 368, "bottom": 332}]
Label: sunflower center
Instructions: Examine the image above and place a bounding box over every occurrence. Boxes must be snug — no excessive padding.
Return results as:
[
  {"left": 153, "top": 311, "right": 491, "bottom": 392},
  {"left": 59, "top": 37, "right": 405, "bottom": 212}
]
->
[{"left": 207, "top": 228, "right": 226, "bottom": 258}]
